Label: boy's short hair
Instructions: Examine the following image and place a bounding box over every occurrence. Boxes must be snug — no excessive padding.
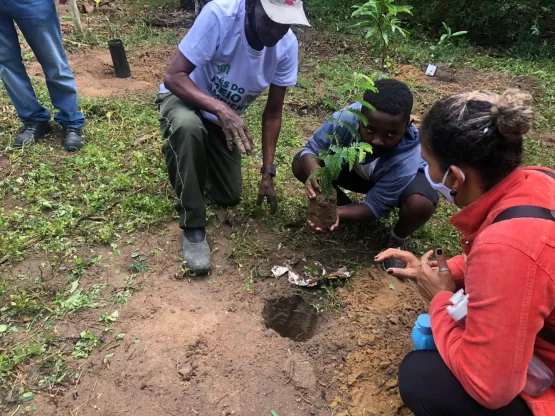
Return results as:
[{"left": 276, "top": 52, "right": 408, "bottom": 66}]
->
[{"left": 362, "top": 79, "right": 413, "bottom": 123}]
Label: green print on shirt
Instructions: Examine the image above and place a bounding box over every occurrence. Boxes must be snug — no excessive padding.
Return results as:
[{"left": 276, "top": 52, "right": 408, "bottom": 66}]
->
[
  {"left": 217, "top": 64, "right": 231, "bottom": 75},
  {"left": 207, "top": 72, "right": 254, "bottom": 113}
]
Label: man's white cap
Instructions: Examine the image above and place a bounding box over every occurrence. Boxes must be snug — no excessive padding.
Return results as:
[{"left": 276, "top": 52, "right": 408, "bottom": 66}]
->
[{"left": 260, "top": 0, "right": 311, "bottom": 26}]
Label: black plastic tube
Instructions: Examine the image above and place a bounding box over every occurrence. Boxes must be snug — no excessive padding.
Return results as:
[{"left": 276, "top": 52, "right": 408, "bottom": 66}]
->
[{"left": 108, "top": 39, "right": 131, "bottom": 78}]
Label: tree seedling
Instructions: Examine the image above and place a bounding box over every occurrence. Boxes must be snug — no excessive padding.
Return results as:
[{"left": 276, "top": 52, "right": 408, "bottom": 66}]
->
[
  {"left": 307, "top": 74, "right": 376, "bottom": 230},
  {"left": 351, "top": 0, "right": 413, "bottom": 68}
]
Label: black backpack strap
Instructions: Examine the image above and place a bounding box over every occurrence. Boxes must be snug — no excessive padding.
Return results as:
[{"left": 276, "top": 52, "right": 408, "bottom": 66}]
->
[
  {"left": 489, "top": 168, "right": 555, "bottom": 344},
  {"left": 492, "top": 206, "right": 555, "bottom": 224},
  {"left": 535, "top": 168, "right": 555, "bottom": 180},
  {"left": 538, "top": 326, "right": 555, "bottom": 345}
]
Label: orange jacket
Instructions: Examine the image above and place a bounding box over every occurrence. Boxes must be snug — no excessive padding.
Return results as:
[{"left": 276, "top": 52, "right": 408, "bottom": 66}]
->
[{"left": 429, "top": 167, "right": 555, "bottom": 415}]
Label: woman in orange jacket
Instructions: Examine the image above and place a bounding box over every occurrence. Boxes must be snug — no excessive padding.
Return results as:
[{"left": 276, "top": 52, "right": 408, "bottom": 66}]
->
[{"left": 376, "top": 89, "right": 555, "bottom": 415}]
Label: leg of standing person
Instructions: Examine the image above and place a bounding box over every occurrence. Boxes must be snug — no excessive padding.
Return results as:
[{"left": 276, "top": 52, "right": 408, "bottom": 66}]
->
[
  {"left": 399, "top": 350, "right": 533, "bottom": 416},
  {"left": 0, "top": 10, "right": 51, "bottom": 147},
  {"left": 11, "top": 0, "right": 85, "bottom": 151},
  {"left": 383, "top": 170, "right": 437, "bottom": 270}
]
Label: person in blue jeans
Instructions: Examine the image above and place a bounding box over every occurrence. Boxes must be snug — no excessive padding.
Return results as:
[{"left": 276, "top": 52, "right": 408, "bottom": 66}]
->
[{"left": 0, "top": 0, "right": 84, "bottom": 151}]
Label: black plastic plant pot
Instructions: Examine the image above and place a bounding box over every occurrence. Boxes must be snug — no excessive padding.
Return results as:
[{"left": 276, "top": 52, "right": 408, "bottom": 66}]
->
[{"left": 108, "top": 39, "right": 131, "bottom": 78}]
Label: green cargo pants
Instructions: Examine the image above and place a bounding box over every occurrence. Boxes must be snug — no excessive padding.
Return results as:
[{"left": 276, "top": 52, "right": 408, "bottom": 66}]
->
[{"left": 157, "top": 93, "right": 242, "bottom": 229}]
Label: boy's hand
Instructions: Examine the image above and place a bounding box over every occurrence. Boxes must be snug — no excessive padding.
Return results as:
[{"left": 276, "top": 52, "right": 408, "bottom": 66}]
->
[
  {"left": 305, "top": 176, "right": 320, "bottom": 199},
  {"left": 306, "top": 211, "right": 339, "bottom": 232}
]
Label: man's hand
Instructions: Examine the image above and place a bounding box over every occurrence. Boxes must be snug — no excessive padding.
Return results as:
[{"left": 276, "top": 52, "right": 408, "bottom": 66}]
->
[
  {"left": 257, "top": 174, "right": 277, "bottom": 214},
  {"left": 217, "top": 105, "right": 253, "bottom": 156}
]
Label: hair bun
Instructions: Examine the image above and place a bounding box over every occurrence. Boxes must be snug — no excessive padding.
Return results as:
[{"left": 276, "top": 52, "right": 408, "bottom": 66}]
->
[{"left": 494, "top": 89, "right": 534, "bottom": 142}]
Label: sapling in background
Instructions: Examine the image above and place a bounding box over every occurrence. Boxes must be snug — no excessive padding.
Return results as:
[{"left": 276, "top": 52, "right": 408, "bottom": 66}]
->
[
  {"left": 307, "top": 74, "right": 376, "bottom": 230},
  {"left": 351, "top": 0, "right": 413, "bottom": 69},
  {"left": 430, "top": 22, "right": 468, "bottom": 62}
]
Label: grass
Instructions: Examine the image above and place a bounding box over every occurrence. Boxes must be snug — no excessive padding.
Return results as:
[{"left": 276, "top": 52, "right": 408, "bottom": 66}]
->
[{"left": 1, "top": 2, "right": 554, "bottom": 411}]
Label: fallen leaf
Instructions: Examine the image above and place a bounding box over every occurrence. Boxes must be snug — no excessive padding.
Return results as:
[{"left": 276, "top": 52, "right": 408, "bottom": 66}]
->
[{"left": 389, "top": 283, "right": 395, "bottom": 290}]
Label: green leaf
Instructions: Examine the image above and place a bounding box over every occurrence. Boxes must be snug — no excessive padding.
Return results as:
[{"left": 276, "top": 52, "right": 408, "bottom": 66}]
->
[
  {"left": 452, "top": 31, "right": 468, "bottom": 37},
  {"left": 115, "top": 333, "right": 125, "bottom": 340},
  {"left": 69, "top": 280, "right": 79, "bottom": 294},
  {"left": 365, "top": 26, "right": 377, "bottom": 39},
  {"left": 345, "top": 108, "right": 369, "bottom": 127},
  {"left": 21, "top": 391, "right": 35, "bottom": 403},
  {"left": 0, "top": 325, "right": 7, "bottom": 333},
  {"left": 382, "top": 31, "right": 389, "bottom": 45},
  {"left": 389, "top": 283, "right": 395, "bottom": 290},
  {"left": 271, "top": 411, "right": 279, "bottom": 416}
]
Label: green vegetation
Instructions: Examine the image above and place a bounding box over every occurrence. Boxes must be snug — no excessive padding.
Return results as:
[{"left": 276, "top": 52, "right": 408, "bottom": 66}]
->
[
  {"left": 351, "top": 0, "right": 413, "bottom": 67},
  {"left": 429, "top": 23, "right": 467, "bottom": 62}
]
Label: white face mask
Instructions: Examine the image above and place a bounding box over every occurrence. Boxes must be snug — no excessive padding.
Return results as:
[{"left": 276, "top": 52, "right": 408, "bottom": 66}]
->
[{"left": 424, "top": 165, "right": 466, "bottom": 204}]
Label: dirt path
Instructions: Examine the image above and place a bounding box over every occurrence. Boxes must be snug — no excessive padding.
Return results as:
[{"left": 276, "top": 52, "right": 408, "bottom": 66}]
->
[{"left": 2, "top": 219, "right": 422, "bottom": 416}]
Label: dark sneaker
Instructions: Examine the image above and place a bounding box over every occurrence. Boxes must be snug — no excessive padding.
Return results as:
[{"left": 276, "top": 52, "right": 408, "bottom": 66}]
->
[
  {"left": 182, "top": 228, "right": 211, "bottom": 274},
  {"left": 63, "top": 127, "right": 84, "bottom": 152},
  {"left": 13, "top": 122, "right": 51, "bottom": 148},
  {"left": 382, "top": 234, "right": 409, "bottom": 272}
]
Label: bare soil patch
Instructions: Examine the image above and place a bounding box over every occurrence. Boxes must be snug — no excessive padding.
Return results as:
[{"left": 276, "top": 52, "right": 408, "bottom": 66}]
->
[
  {"left": 27, "top": 46, "right": 175, "bottom": 98},
  {"left": 1, "top": 218, "right": 423, "bottom": 416}
]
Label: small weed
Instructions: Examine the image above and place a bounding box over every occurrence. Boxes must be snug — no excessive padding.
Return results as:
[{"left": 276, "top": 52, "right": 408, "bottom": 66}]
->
[{"left": 72, "top": 332, "right": 100, "bottom": 359}]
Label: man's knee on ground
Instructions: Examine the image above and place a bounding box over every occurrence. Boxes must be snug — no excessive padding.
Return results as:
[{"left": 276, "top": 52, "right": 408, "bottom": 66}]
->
[
  {"left": 162, "top": 109, "right": 206, "bottom": 146},
  {"left": 210, "top": 193, "right": 241, "bottom": 207},
  {"left": 400, "top": 193, "right": 436, "bottom": 219}
]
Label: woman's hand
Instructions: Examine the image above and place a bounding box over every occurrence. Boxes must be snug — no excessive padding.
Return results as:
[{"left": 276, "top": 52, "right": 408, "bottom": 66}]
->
[{"left": 375, "top": 248, "right": 456, "bottom": 302}]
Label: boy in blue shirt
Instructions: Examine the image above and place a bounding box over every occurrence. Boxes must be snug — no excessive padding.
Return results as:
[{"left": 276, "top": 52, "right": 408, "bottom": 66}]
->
[{"left": 292, "top": 79, "right": 437, "bottom": 270}]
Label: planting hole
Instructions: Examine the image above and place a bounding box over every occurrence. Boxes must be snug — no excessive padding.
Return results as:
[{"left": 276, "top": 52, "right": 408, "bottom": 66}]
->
[{"left": 262, "top": 295, "right": 318, "bottom": 342}]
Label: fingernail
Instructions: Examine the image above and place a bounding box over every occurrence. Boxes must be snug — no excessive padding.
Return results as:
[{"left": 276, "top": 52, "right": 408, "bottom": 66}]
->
[
  {"left": 436, "top": 249, "right": 443, "bottom": 256},
  {"left": 387, "top": 269, "right": 393, "bottom": 275}
]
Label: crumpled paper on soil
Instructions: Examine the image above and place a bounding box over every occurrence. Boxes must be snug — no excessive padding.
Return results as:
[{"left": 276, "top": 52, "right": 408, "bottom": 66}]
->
[{"left": 271, "top": 259, "right": 352, "bottom": 287}]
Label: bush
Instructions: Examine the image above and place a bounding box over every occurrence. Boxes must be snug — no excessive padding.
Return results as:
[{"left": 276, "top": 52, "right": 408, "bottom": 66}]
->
[
  {"left": 406, "top": 0, "right": 554, "bottom": 43},
  {"left": 305, "top": 0, "right": 554, "bottom": 46}
]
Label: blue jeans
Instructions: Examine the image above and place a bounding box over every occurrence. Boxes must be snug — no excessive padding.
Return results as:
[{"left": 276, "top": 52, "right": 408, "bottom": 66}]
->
[{"left": 0, "top": 0, "right": 85, "bottom": 129}]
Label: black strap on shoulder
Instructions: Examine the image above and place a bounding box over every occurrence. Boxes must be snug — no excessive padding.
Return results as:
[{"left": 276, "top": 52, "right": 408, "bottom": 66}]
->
[
  {"left": 536, "top": 168, "right": 555, "bottom": 180},
  {"left": 492, "top": 205, "right": 554, "bottom": 224},
  {"left": 489, "top": 168, "right": 555, "bottom": 344}
]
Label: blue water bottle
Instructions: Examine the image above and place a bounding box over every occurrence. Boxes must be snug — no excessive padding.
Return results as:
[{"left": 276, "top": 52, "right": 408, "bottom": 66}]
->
[{"left": 411, "top": 314, "right": 437, "bottom": 351}]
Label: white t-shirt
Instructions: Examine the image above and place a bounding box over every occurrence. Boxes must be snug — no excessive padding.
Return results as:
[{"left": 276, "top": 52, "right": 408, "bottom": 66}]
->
[
  {"left": 353, "top": 158, "right": 380, "bottom": 181},
  {"left": 159, "top": 0, "right": 299, "bottom": 124}
]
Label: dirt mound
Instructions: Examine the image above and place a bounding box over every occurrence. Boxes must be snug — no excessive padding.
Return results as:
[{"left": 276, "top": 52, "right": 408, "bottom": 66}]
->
[
  {"left": 331, "top": 269, "right": 426, "bottom": 416},
  {"left": 2, "top": 217, "right": 425, "bottom": 416},
  {"left": 397, "top": 64, "right": 541, "bottom": 97},
  {"left": 27, "top": 46, "right": 176, "bottom": 98}
]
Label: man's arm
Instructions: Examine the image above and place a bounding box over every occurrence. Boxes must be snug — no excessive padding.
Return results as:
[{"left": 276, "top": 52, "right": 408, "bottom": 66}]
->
[
  {"left": 256, "top": 84, "right": 287, "bottom": 213},
  {"left": 162, "top": 3, "right": 252, "bottom": 154},
  {"left": 261, "top": 84, "right": 286, "bottom": 168},
  {"left": 164, "top": 53, "right": 226, "bottom": 117}
]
